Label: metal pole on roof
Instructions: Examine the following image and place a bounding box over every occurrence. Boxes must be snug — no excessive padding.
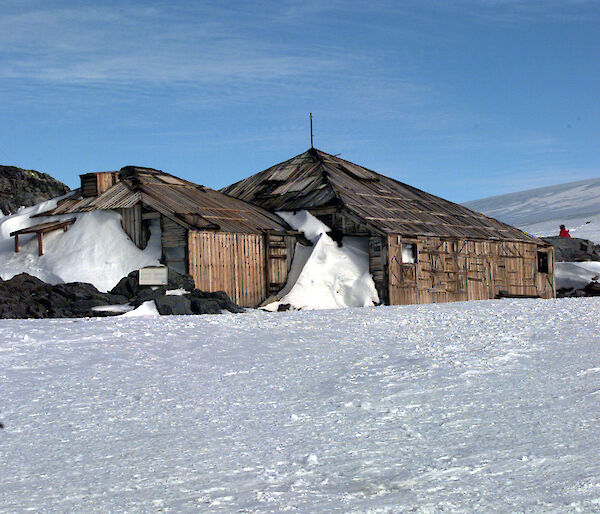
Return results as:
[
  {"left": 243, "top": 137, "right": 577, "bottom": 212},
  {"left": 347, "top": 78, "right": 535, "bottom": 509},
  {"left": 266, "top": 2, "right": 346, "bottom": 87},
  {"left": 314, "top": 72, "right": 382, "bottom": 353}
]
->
[{"left": 310, "top": 113, "right": 314, "bottom": 148}]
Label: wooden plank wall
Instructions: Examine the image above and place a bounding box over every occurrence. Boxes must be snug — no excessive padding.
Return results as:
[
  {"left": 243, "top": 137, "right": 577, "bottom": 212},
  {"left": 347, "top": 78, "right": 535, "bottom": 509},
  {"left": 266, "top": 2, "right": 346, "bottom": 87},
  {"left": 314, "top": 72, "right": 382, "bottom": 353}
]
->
[
  {"left": 368, "top": 236, "right": 387, "bottom": 304},
  {"left": 265, "top": 233, "right": 295, "bottom": 296},
  {"left": 81, "top": 175, "right": 98, "bottom": 198},
  {"left": 188, "top": 231, "right": 267, "bottom": 307},
  {"left": 120, "top": 205, "right": 144, "bottom": 248},
  {"left": 161, "top": 215, "right": 188, "bottom": 274},
  {"left": 97, "top": 172, "right": 116, "bottom": 195},
  {"left": 387, "top": 235, "right": 555, "bottom": 305}
]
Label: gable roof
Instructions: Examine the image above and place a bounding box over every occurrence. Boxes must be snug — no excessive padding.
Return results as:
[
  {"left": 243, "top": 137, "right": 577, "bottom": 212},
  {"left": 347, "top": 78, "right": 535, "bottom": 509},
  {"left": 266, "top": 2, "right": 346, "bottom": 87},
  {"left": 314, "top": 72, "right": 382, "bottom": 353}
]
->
[
  {"left": 39, "top": 166, "right": 291, "bottom": 234},
  {"left": 223, "top": 148, "right": 544, "bottom": 243}
]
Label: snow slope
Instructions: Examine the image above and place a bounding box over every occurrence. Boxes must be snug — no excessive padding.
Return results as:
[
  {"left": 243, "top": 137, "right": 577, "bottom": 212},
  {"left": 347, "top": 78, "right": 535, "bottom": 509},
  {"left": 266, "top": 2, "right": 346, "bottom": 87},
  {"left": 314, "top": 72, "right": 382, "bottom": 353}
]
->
[
  {"left": 464, "top": 178, "right": 600, "bottom": 242},
  {"left": 264, "top": 211, "right": 379, "bottom": 310},
  {"left": 1, "top": 299, "right": 600, "bottom": 511},
  {"left": 0, "top": 205, "right": 161, "bottom": 292}
]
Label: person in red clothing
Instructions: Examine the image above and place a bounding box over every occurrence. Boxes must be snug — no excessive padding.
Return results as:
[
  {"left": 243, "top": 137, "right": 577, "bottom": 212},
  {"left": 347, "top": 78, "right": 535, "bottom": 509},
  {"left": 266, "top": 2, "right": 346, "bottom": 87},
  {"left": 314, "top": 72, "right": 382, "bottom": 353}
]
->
[{"left": 559, "top": 224, "right": 571, "bottom": 238}]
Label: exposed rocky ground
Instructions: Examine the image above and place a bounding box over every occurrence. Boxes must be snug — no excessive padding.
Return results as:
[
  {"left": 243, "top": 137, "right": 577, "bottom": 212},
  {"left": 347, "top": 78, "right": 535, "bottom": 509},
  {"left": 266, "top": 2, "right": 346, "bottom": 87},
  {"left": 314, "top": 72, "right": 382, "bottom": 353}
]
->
[
  {"left": 542, "top": 236, "right": 600, "bottom": 262},
  {"left": 0, "top": 269, "right": 243, "bottom": 319},
  {"left": 0, "top": 165, "right": 70, "bottom": 215},
  {"left": 110, "top": 269, "right": 244, "bottom": 315},
  {"left": 0, "top": 273, "right": 128, "bottom": 319}
]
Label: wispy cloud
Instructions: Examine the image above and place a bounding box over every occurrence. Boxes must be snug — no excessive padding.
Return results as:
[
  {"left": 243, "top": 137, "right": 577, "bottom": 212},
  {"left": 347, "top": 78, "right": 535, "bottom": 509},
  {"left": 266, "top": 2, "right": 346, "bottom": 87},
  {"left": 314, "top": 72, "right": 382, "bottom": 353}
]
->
[
  {"left": 0, "top": 4, "right": 339, "bottom": 85},
  {"left": 416, "top": 0, "right": 600, "bottom": 24}
]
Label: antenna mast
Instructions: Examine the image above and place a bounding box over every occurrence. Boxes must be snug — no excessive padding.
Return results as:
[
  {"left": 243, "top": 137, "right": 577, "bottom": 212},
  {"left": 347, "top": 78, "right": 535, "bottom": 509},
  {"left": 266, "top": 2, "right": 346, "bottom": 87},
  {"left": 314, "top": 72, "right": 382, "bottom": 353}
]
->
[{"left": 310, "top": 113, "right": 314, "bottom": 148}]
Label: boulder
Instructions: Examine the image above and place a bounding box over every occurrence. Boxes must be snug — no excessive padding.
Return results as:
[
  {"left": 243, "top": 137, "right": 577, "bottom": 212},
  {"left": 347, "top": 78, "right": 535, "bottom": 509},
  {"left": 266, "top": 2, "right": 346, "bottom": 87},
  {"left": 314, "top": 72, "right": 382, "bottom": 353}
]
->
[
  {"left": 154, "top": 295, "right": 193, "bottom": 315},
  {"left": 190, "top": 289, "right": 244, "bottom": 313},
  {"left": 190, "top": 297, "right": 222, "bottom": 314}
]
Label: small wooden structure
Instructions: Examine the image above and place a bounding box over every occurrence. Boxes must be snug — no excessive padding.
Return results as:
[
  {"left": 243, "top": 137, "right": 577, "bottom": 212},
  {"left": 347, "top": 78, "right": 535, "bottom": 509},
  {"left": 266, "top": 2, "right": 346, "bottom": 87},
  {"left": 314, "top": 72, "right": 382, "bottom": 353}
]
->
[
  {"left": 37, "top": 167, "right": 297, "bottom": 307},
  {"left": 223, "top": 148, "right": 555, "bottom": 304},
  {"left": 10, "top": 218, "right": 75, "bottom": 256}
]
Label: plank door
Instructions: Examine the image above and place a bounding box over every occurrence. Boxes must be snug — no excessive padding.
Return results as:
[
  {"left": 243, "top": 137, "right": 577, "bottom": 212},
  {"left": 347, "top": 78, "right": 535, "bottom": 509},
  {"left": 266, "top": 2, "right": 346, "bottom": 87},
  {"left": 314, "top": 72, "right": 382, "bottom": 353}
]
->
[{"left": 188, "top": 231, "right": 266, "bottom": 308}]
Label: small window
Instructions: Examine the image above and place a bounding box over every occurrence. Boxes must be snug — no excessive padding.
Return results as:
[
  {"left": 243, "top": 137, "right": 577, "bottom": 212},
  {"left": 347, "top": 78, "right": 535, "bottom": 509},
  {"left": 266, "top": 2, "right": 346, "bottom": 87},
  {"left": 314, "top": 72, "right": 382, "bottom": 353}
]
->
[
  {"left": 537, "top": 251, "right": 549, "bottom": 273},
  {"left": 402, "top": 243, "right": 417, "bottom": 264}
]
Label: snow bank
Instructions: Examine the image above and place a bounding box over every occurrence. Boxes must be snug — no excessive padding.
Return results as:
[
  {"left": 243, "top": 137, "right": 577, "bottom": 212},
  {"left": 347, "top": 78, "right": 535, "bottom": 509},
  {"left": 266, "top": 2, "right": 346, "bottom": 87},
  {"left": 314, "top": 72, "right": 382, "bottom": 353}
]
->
[
  {"left": 264, "top": 211, "right": 379, "bottom": 310},
  {"left": 0, "top": 198, "right": 161, "bottom": 292},
  {"left": 555, "top": 261, "right": 600, "bottom": 290},
  {"left": 121, "top": 300, "right": 160, "bottom": 317}
]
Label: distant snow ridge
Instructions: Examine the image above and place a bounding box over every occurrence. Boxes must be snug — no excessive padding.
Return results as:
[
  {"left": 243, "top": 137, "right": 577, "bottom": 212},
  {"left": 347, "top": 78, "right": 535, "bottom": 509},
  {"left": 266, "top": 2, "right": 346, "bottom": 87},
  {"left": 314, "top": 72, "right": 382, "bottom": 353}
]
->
[
  {"left": 263, "top": 211, "right": 379, "bottom": 310},
  {"left": 0, "top": 197, "right": 161, "bottom": 292},
  {"left": 464, "top": 178, "right": 600, "bottom": 242}
]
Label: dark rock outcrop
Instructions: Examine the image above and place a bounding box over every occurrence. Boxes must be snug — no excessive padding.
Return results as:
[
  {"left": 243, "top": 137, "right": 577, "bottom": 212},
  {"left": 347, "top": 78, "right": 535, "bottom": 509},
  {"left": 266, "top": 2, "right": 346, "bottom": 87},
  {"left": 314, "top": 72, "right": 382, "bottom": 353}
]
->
[
  {"left": 542, "top": 236, "right": 600, "bottom": 262},
  {"left": 0, "top": 273, "right": 127, "bottom": 319},
  {"left": 111, "top": 268, "right": 244, "bottom": 315},
  {"left": 0, "top": 165, "right": 70, "bottom": 215},
  {"left": 559, "top": 280, "right": 600, "bottom": 298},
  {"left": 0, "top": 269, "right": 245, "bottom": 319}
]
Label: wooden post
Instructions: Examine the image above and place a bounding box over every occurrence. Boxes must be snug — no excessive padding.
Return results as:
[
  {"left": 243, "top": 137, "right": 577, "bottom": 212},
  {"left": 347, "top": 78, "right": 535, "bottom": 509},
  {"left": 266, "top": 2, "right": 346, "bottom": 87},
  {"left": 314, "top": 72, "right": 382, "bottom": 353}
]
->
[
  {"left": 37, "top": 232, "right": 43, "bottom": 256},
  {"left": 14, "top": 234, "right": 19, "bottom": 253}
]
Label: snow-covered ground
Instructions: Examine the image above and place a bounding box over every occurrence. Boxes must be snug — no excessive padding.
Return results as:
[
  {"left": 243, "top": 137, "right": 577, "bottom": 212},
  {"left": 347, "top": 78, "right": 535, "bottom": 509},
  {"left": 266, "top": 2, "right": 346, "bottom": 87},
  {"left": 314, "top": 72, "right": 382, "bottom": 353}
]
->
[
  {"left": 464, "top": 178, "right": 600, "bottom": 242},
  {"left": 1, "top": 299, "right": 600, "bottom": 512}
]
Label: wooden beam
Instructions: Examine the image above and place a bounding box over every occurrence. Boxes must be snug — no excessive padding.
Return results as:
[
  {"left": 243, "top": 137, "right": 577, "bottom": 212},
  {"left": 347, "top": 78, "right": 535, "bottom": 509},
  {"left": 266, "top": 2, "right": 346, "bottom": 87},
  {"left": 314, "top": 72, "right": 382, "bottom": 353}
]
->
[
  {"left": 14, "top": 234, "right": 19, "bottom": 253},
  {"left": 37, "top": 232, "right": 43, "bottom": 256}
]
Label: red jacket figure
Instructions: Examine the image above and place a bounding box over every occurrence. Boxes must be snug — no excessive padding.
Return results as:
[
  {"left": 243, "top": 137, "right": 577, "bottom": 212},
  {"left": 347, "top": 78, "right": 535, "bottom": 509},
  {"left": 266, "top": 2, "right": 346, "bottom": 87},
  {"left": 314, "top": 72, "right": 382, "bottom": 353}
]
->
[{"left": 559, "top": 225, "right": 571, "bottom": 238}]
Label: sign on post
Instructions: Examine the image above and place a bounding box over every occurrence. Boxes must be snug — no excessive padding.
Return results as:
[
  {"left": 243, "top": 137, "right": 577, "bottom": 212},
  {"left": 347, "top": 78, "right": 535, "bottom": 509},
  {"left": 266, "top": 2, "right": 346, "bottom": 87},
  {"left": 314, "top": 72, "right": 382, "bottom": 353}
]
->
[{"left": 139, "top": 266, "right": 168, "bottom": 286}]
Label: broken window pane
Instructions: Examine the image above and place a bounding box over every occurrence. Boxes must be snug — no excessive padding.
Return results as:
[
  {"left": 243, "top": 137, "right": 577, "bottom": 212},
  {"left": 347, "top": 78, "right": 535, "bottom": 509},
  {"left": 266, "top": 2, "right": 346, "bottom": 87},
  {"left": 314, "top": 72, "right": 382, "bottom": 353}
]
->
[{"left": 402, "top": 243, "right": 417, "bottom": 264}]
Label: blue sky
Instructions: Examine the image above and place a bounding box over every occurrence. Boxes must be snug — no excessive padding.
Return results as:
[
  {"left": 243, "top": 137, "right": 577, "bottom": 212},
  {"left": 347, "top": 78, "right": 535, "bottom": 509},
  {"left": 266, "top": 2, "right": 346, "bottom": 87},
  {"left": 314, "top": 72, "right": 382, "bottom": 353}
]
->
[{"left": 1, "top": 0, "right": 598, "bottom": 202}]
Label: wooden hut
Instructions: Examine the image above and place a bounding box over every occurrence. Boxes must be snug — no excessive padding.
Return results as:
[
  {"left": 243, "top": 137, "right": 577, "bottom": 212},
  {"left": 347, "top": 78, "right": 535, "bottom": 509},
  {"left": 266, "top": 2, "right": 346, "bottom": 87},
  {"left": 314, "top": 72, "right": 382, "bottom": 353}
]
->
[
  {"left": 223, "top": 148, "right": 555, "bottom": 304},
  {"left": 38, "top": 167, "right": 297, "bottom": 307}
]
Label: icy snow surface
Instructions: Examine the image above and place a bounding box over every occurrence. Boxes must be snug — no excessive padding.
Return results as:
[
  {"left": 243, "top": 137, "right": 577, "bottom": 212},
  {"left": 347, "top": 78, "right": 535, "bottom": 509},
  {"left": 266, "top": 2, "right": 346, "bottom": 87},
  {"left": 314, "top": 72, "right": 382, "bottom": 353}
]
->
[
  {"left": 0, "top": 205, "right": 161, "bottom": 292},
  {"left": 264, "top": 211, "right": 379, "bottom": 310},
  {"left": 1, "top": 299, "right": 600, "bottom": 511}
]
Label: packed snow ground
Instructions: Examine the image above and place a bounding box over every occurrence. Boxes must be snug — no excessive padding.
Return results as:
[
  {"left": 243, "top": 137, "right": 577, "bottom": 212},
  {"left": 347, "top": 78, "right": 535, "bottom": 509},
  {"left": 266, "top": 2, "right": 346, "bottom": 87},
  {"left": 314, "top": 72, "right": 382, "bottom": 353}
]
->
[{"left": 1, "top": 299, "right": 600, "bottom": 512}]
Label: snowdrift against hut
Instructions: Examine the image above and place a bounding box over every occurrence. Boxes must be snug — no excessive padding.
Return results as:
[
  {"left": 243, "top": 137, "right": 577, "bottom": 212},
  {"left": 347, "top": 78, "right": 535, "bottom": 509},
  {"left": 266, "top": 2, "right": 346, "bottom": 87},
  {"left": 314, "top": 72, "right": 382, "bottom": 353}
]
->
[
  {"left": 263, "top": 211, "right": 379, "bottom": 310},
  {"left": 0, "top": 200, "right": 161, "bottom": 292}
]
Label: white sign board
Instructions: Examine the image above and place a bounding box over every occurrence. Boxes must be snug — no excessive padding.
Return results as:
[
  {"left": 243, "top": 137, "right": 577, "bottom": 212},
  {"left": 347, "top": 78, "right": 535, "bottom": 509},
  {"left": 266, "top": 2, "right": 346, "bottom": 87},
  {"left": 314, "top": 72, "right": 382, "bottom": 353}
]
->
[{"left": 139, "top": 266, "right": 168, "bottom": 286}]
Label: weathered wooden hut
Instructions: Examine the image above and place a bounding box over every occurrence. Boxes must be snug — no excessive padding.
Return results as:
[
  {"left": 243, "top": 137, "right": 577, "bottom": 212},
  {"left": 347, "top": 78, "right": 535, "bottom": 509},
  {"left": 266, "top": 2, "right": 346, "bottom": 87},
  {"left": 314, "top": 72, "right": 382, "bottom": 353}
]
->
[
  {"left": 37, "top": 167, "right": 297, "bottom": 307},
  {"left": 223, "top": 148, "right": 555, "bottom": 304}
]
